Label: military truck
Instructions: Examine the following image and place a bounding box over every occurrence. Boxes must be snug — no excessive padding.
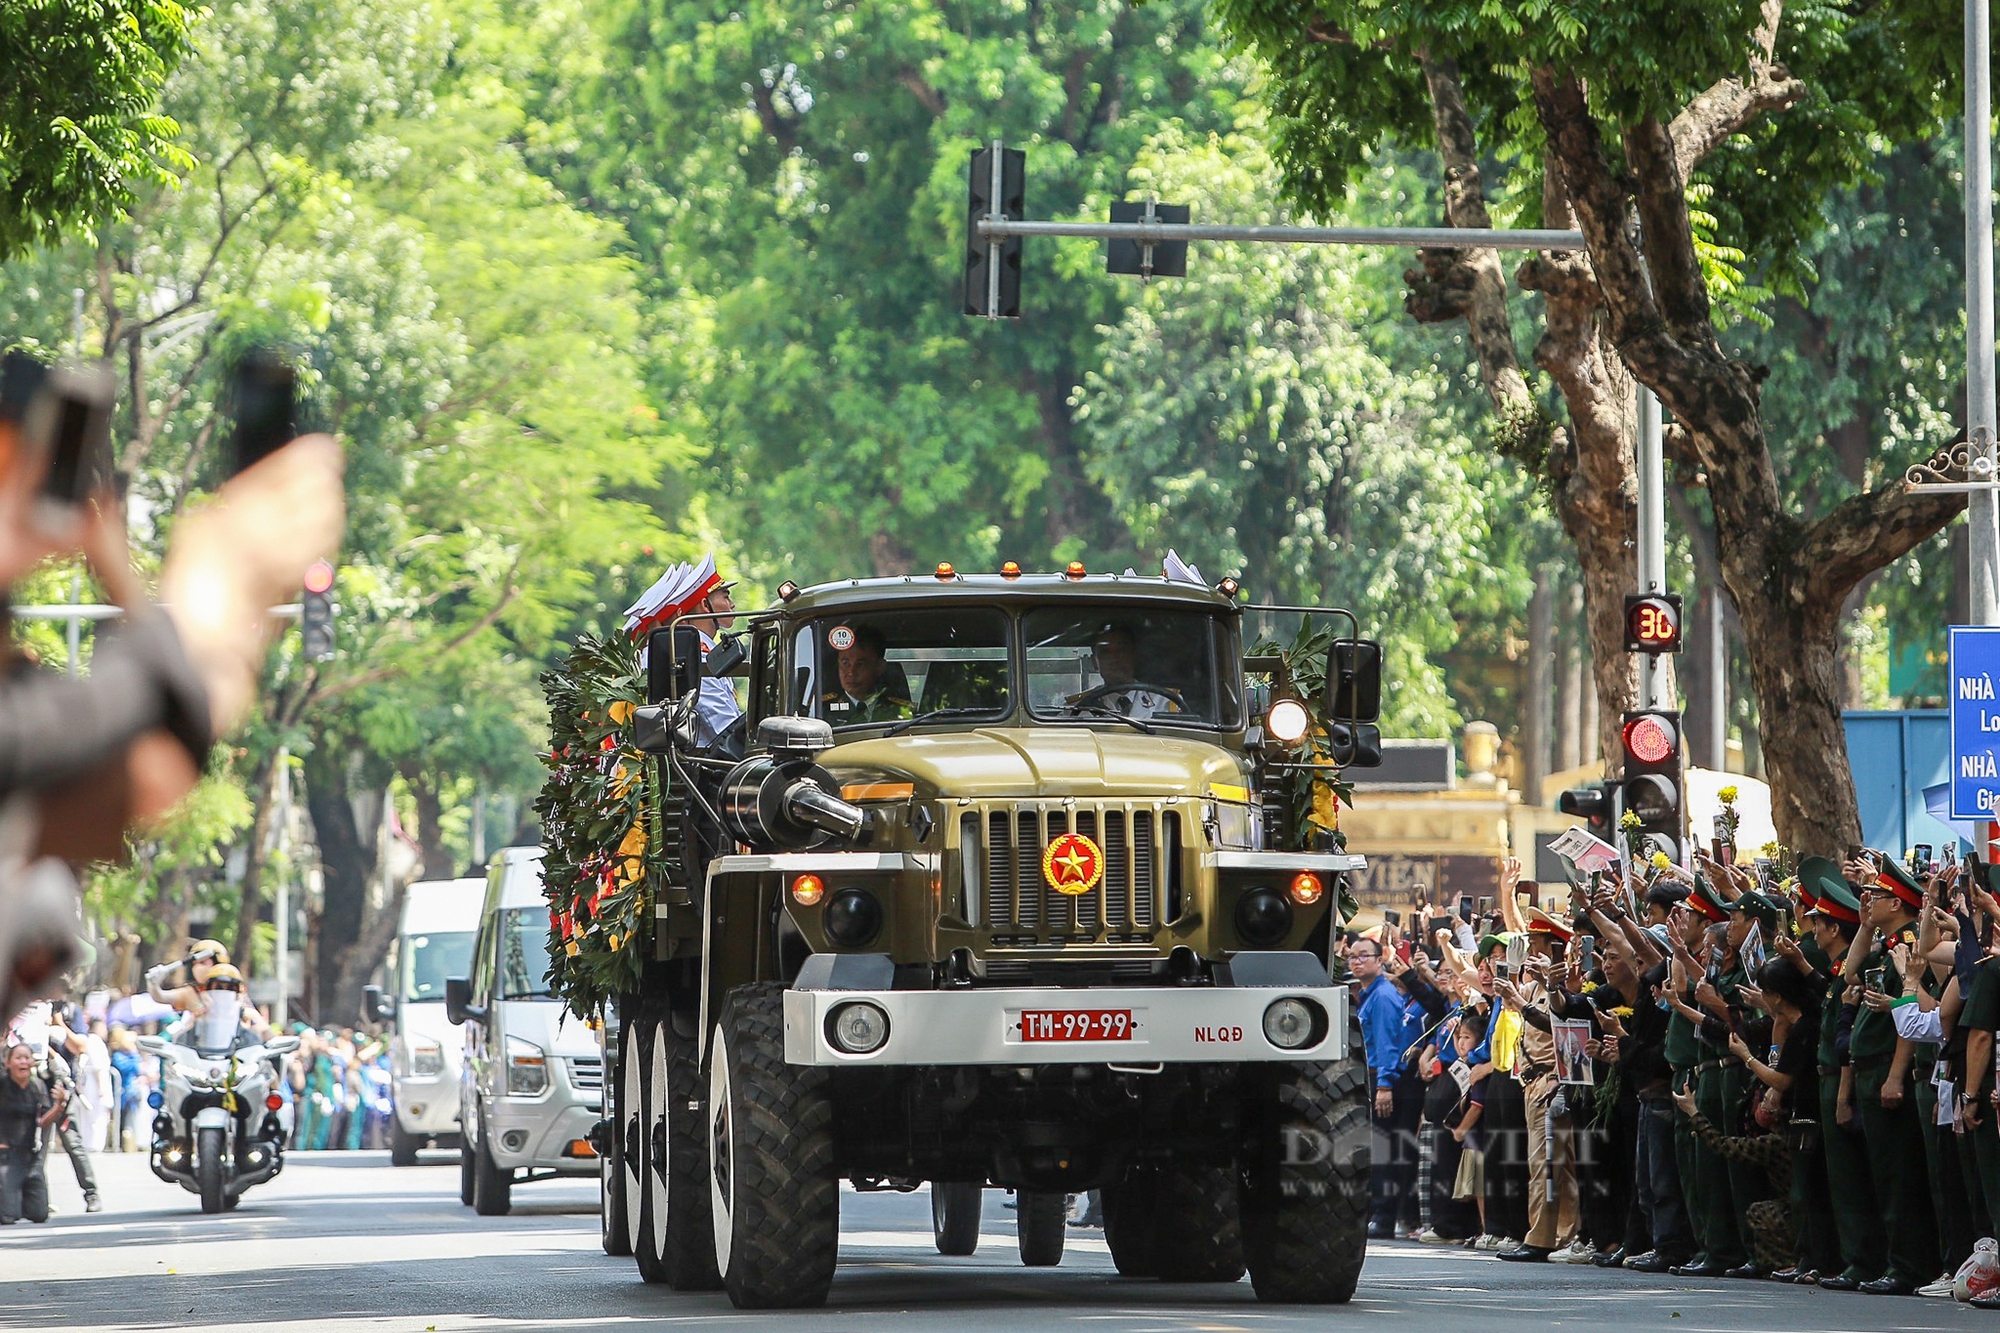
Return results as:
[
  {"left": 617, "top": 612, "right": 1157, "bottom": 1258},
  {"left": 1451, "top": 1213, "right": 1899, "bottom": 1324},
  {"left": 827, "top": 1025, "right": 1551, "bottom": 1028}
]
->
[{"left": 597, "top": 568, "right": 1381, "bottom": 1308}]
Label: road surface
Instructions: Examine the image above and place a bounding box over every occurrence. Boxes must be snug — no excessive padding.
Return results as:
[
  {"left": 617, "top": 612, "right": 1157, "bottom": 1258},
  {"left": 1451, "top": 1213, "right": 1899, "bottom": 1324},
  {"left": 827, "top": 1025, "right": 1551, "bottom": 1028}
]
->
[{"left": 0, "top": 1150, "right": 1974, "bottom": 1332}]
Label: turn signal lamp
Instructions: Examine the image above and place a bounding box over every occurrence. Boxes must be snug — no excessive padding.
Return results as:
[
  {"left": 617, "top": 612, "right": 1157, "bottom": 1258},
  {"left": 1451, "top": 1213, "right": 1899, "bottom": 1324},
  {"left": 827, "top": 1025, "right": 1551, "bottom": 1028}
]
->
[
  {"left": 790, "top": 873, "right": 826, "bottom": 907},
  {"left": 1064, "top": 561, "right": 1087, "bottom": 580},
  {"left": 1289, "top": 872, "right": 1324, "bottom": 906},
  {"left": 1267, "top": 698, "right": 1310, "bottom": 744},
  {"left": 265, "top": 1093, "right": 283, "bottom": 1111},
  {"left": 1000, "top": 561, "right": 1022, "bottom": 579}
]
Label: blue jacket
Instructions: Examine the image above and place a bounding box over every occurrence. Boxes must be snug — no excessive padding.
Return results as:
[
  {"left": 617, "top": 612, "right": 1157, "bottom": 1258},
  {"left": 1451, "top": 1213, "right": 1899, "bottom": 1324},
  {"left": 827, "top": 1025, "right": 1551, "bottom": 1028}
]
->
[{"left": 1357, "top": 974, "right": 1417, "bottom": 1088}]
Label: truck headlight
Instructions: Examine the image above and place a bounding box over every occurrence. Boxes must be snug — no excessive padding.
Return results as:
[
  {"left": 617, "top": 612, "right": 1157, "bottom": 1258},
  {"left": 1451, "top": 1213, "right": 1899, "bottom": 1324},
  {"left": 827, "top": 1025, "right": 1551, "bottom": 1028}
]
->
[
  {"left": 505, "top": 1035, "right": 548, "bottom": 1095},
  {"left": 826, "top": 1002, "right": 890, "bottom": 1054},
  {"left": 1235, "top": 887, "right": 1293, "bottom": 946},
  {"left": 1262, "top": 997, "right": 1325, "bottom": 1050},
  {"left": 408, "top": 1035, "right": 444, "bottom": 1077},
  {"left": 824, "top": 888, "right": 883, "bottom": 947}
]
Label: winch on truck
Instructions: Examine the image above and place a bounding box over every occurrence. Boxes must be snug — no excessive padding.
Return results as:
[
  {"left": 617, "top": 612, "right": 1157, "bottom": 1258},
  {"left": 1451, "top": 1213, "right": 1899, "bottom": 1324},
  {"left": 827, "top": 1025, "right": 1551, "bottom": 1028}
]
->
[{"left": 541, "top": 565, "right": 1385, "bottom": 1309}]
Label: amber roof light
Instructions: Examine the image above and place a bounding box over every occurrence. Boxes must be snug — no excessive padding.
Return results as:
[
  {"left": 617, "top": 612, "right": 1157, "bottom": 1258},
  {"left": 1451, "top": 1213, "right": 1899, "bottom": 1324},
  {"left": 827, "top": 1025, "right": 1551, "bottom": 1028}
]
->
[
  {"left": 1064, "top": 561, "right": 1087, "bottom": 580},
  {"left": 1000, "top": 561, "right": 1022, "bottom": 579}
]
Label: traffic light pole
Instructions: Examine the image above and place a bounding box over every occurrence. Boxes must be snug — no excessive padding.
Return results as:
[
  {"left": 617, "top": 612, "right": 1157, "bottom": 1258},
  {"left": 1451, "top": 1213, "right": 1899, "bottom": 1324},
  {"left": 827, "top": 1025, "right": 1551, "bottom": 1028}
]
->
[
  {"left": 985, "top": 139, "right": 1004, "bottom": 326},
  {"left": 1637, "top": 386, "right": 1670, "bottom": 711}
]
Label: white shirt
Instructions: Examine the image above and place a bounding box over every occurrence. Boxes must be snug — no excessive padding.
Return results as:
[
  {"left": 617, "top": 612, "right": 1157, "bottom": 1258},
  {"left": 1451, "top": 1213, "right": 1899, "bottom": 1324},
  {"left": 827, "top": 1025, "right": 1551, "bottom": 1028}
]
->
[{"left": 694, "top": 629, "right": 743, "bottom": 748}]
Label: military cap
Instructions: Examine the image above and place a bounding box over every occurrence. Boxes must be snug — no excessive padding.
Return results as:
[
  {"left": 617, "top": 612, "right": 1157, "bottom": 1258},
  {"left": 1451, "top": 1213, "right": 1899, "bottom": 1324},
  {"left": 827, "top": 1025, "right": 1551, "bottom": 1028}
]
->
[{"left": 1798, "top": 856, "right": 1861, "bottom": 924}]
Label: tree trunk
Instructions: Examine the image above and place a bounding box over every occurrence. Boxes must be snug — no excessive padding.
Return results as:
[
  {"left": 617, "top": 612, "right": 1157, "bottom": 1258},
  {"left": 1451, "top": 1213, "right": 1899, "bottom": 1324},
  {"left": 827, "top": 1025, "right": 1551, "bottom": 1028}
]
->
[
  {"left": 303, "top": 749, "right": 375, "bottom": 1020},
  {"left": 332, "top": 882, "right": 408, "bottom": 1023},
  {"left": 1523, "top": 570, "right": 1553, "bottom": 805},
  {"left": 404, "top": 764, "right": 455, "bottom": 880},
  {"left": 231, "top": 747, "right": 287, "bottom": 970}
]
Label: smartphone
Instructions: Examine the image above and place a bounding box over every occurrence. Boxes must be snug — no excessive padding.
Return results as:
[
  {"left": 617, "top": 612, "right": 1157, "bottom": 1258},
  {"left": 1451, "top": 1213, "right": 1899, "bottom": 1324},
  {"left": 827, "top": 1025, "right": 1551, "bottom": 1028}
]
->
[
  {"left": 1863, "top": 965, "right": 1886, "bottom": 993},
  {"left": 1914, "top": 844, "right": 1935, "bottom": 876},
  {"left": 1477, "top": 896, "right": 1493, "bottom": 917},
  {"left": 1577, "top": 935, "right": 1598, "bottom": 974},
  {"left": 1944, "top": 844, "right": 1961, "bottom": 870},
  {"left": 22, "top": 362, "right": 114, "bottom": 525},
  {"left": 1753, "top": 857, "right": 1774, "bottom": 891},
  {"left": 1383, "top": 909, "right": 1402, "bottom": 929},
  {"left": 225, "top": 349, "right": 299, "bottom": 477},
  {"left": 1457, "top": 895, "right": 1475, "bottom": 922}
]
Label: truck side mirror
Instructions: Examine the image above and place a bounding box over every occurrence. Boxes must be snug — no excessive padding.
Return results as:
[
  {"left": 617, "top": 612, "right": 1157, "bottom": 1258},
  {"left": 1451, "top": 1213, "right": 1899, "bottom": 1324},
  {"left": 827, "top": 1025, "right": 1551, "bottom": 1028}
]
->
[
  {"left": 444, "top": 976, "right": 483, "bottom": 1026},
  {"left": 362, "top": 984, "right": 395, "bottom": 1025},
  {"left": 632, "top": 704, "right": 674, "bottom": 755},
  {"left": 647, "top": 625, "right": 703, "bottom": 705},
  {"left": 1324, "top": 640, "right": 1382, "bottom": 723},
  {"left": 1327, "top": 721, "right": 1383, "bottom": 768}
]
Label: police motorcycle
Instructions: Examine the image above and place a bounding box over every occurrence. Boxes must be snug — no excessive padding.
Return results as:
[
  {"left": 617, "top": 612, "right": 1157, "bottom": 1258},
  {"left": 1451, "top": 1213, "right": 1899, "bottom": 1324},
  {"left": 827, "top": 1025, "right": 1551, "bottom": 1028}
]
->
[{"left": 137, "top": 964, "right": 299, "bottom": 1213}]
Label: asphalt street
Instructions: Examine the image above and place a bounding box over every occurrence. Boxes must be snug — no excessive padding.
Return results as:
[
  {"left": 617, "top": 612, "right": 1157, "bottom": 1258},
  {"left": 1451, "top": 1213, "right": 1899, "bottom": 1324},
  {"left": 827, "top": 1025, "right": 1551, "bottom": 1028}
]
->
[{"left": 0, "top": 1150, "right": 1982, "bottom": 1333}]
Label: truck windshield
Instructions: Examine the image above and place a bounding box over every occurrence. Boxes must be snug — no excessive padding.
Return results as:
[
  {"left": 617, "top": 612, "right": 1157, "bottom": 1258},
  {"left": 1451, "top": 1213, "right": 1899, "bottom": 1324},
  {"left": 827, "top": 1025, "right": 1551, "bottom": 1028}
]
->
[
  {"left": 402, "top": 930, "right": 475, "bottom": 1003},
  {"left": 1023, "top": 606, "right": 1237, "bottom": 727},
  {"left": 498, "top": 909, "right": 556, "bottom": 1000},
  {"left": 794, "top": 607, "right": 1010, "bottom": 729}
]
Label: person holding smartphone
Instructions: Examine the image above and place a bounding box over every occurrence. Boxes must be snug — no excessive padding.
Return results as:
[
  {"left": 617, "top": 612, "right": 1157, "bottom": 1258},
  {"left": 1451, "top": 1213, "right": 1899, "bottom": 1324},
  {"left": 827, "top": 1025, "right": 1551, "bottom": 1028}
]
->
[{"left": 1841, "top": 850, "right": 1939, "bottom": 1294}]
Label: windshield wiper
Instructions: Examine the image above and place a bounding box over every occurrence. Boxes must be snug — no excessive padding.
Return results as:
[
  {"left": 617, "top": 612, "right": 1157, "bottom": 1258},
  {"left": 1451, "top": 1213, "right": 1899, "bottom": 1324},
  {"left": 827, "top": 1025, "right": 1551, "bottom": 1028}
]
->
[
  {"left": 1075, "top": 703, "right": 1155, "bottom": 735},
  {"left": 881, "top": 706, "right": 997, "bottom": 738}
]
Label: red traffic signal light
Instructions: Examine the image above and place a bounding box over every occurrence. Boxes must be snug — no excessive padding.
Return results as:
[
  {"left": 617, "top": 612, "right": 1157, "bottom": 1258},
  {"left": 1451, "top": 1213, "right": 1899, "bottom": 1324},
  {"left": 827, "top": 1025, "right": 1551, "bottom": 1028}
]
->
[
  {"left": 1622, "top": 712, "right": 1678, "bottom": 765},
  {"left": 1623, "top": 593, "right": 1683, "bottom": 654},
  {"left": 303, "top": 559, "right": 335, "bottom": 595}
]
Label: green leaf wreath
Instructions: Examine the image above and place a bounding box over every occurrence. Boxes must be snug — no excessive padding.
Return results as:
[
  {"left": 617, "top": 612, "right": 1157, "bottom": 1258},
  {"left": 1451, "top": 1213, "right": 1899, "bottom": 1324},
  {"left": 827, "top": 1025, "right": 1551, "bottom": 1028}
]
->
[{"left": 535, "top": 632, "right": 662, "bottom": 1018}]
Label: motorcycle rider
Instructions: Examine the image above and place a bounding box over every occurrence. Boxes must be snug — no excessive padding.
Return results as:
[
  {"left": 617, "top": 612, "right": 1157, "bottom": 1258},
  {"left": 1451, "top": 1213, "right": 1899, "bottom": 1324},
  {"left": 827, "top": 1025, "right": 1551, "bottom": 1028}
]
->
[{"left": 146, "top": 944, "right": 271, "bottom": 1038}]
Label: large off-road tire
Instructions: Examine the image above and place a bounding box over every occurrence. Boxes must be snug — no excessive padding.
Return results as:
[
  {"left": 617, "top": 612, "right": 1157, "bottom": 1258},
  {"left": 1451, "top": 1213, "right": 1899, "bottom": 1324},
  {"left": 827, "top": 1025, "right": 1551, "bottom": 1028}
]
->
[
  {"left": 708, "top": 983, "right": 838, "bottom": 1308},
  {"left": 1239, "top": 1045, "right": 1370, "bottom": 1303},
  {"left": 1152, "top": 1161, "right": 1246, "bottom": 1282},
  {"left": 931, "top": 1182, "right": 983, "bottom": 1256},
  {"left": 1102, "top": 1169, "right": 1160, "bottom": 1277},
  {"left": 196, "top": 1126, "right": 227, "bottom": 1214},
  {"left": 601, "top": 1028, "right": 632, "bottom": 1257},
  {"left": 1016, "top": 1191, "right": 1067, "bottom": 1267},
  {"left": 632, "top": 1018, "right": 670, "bottom": 1283},
  {"left": 472, "top": 1115, "right": 513, "bottom": 1216},
  {"left": 650, "top": 1016, "right": 722, "bottom": 1289},
  {"left": 390, "top": 1120, "right": 421, "bottom": 1167},
  {"left": 460, "top": 1134, "right": 476, "bottom": 1206}
]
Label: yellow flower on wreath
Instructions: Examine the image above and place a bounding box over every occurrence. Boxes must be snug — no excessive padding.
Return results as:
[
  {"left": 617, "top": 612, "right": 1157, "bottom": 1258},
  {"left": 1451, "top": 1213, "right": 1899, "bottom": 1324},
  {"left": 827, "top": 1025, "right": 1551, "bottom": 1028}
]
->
[{"left": 608, "top": 700, "right": 636, "bottom": 725}]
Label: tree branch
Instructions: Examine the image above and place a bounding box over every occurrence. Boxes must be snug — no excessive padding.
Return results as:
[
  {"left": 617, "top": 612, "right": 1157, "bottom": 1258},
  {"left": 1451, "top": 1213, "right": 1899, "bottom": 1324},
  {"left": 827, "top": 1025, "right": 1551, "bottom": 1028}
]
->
[
  {"left": 1623, "top": 114, "right": 1714, "bottom": 345},
  {"left": 1669, "top": 0, "right": 1806, "bottom": 177},
  {"left": 898, "top": 71, "right": 945, "bottom": 117},
  {"left": 1800, "top": 482, "right": 1964, "bottom": 611}
]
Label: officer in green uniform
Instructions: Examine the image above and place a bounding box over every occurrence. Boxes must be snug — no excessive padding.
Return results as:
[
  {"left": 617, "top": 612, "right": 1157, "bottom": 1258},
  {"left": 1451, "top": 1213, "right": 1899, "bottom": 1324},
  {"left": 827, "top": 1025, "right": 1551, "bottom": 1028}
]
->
[
  {"left": 1846, "top": 851, "right": 1940, "bottom": 1294},
  {"left": 821, "top": 625, "right": 913, "bottom": 724},
  {"left": 1669, "top": 874, "right": 1742, "bottom": 1277},
  {"left": 1958, "top": 863, "right": 2000, "bottom": 1309},
  {"left": 1631, "top": 877, "right": 1700, "bottom": 1272},
  {"left": 1709, "top": 888, "right": 1776, "bottom": 1277},
  {"left": 1796, "top": 860, "right": 1884, "bottom": 1290}
]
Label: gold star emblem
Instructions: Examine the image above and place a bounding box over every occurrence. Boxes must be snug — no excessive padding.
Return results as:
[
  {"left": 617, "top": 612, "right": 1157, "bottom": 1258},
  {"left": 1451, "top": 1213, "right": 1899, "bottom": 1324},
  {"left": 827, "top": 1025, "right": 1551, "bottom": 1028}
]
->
[{"left": 1042, "top": 832, "right": 1103, "bottom": 895}]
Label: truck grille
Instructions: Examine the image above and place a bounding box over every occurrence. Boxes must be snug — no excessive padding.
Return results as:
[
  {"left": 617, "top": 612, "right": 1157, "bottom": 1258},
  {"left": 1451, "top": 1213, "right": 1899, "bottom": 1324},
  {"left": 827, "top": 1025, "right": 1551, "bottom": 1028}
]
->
[
  {"left": 973, "top": 803, "right": 1178, "bottom": 941},
  {"left": 567, "top": 1056, "right": 603, "bottom": 1092}
]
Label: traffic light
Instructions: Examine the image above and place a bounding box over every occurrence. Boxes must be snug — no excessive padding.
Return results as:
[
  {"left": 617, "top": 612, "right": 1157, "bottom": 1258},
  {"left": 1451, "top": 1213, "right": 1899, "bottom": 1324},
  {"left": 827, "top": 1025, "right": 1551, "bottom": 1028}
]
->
[
  {"left": 1624, "top": 593, "right": 1683, "bottom": 653},
  {"left": 1619, "top": 709, "right": 1684, "bottom": 864},
  {"left": 1557, "top": 781, "right": 1615, "bottom": 844},
  {"left": 964, "top": 144, "right": 1024, "bottom": 318},
  {"left": 302, "top": 559, "right": 335, "bottom": 661},
  {"left": 1106, "top": 200, "right": 1189, "bottom": 277}
]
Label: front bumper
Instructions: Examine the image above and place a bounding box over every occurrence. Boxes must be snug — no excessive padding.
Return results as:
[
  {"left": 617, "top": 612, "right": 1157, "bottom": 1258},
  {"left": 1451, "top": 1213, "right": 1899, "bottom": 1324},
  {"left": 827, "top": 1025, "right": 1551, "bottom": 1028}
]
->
[
  {"left": 485, "top": 1090, "right": 602, "bottom": 1174},
  {"left": 782, "top": 981, "right": 1348, "bottom": 1067},
  {"left": 394, "top": 1072, "right": 463, "bottom": 1136}
]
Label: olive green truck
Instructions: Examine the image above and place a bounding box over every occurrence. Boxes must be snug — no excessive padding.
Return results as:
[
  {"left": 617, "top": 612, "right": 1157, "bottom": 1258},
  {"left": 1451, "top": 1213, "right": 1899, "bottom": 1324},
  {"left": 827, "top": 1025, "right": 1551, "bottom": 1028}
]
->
[{"left": 598, "top": 569, "right": 1383, "bottom": 1308}]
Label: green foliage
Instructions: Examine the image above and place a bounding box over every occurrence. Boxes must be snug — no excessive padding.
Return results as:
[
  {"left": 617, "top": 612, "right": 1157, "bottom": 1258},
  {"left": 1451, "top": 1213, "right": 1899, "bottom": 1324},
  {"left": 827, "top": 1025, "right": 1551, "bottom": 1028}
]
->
[
  {"left": 534, "top": 632, "right": 657, "bottom": 1017},
  {"left": 0, "top": 0, "right": 200, "bottom": 258}
]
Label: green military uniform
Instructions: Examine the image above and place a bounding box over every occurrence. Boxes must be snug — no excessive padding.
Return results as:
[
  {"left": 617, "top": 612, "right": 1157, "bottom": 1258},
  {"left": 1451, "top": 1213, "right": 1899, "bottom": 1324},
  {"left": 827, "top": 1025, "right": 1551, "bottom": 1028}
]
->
[
  {"left": 1664, "top": 983, "right": 1708, "bottom": 1267},
  {"left": 1957, "top": 956, "right": 2000, "bottom": 1234},
  {"left": 1693, "top": 953, "right": 1766, "bottom": 1271},
  {"left": 821, "top": 686, "right": 913, "bottom": 725},
  {"left": 1796, "top": 861, "right": 1884, "bottom": 1286},
  {"left": 1849, "top": 915, "right": 1941, "bottom": 1286}
]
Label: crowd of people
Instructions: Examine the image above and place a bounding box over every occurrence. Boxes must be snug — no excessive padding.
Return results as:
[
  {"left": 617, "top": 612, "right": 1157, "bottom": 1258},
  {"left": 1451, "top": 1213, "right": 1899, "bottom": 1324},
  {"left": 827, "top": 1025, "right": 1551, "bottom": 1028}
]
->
[
  {"left": 1353, "top": 840, "right": 2000, "bottom": 1302},
  {"left": 0, "top": 350, "right": 342, "bottom": 1225}
]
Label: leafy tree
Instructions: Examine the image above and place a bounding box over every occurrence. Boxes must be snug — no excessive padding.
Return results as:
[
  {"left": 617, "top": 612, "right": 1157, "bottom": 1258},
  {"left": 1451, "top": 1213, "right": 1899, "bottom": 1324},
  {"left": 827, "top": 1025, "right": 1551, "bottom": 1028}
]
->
[
  {"left": 1213, "top": 0, "right": 1963, "bottom": 852},
  {"left": 0, "top": 0, "right": 199, "bottom": 258}
]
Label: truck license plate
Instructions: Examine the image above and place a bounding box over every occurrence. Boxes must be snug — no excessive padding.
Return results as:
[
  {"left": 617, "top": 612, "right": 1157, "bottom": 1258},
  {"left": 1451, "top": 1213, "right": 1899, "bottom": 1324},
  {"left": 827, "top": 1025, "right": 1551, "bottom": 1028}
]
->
[{"left": 1018, "top": 1009, "right": 1133, "bottom": 1041}]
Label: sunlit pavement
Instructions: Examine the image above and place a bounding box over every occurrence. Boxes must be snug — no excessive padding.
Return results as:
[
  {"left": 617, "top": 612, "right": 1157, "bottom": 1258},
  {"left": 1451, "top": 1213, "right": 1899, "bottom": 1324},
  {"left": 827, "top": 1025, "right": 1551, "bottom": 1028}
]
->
[{"left": 0, "top": 1151, "right": 1976, "bottom": 1332}]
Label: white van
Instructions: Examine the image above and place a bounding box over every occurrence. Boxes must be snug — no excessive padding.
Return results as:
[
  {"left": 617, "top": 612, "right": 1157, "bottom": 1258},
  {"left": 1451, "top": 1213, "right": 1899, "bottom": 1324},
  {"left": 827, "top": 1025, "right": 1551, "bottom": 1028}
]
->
[
  {"left": 445, "top": 846, "right": 604, "bottom": 1215},
  {"left": 365, "top": 877, "right": 485, "bottom": 1165}
]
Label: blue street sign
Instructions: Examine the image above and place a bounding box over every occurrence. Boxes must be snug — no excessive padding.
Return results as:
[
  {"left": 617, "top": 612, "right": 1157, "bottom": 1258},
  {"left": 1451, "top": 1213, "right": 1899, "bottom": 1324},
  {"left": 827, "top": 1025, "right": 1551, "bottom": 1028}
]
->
[{"left": 1950, "top": 626, "right": 2000, "bottom": 820}]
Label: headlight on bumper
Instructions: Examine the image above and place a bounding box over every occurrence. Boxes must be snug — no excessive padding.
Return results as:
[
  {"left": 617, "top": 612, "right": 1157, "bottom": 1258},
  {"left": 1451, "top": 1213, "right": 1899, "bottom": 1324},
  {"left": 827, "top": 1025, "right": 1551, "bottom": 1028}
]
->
[
  {"left": 1262, "top": 996, "right": 1327, "bottom": 1050},
  {"left": 825, "top": 1001, "right": 890, "bottom": 1054}
]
